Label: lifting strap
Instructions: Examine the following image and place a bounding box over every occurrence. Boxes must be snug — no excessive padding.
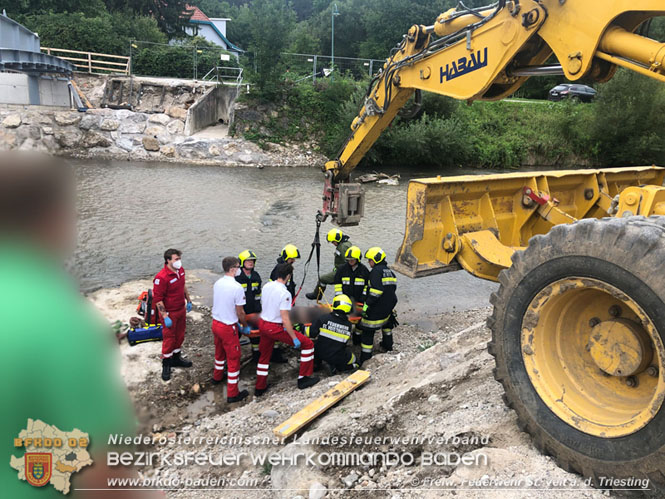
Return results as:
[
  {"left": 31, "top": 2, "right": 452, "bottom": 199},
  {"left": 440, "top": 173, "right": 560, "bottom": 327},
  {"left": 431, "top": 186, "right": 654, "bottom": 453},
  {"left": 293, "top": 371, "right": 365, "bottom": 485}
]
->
[{"left": 293, "top": 212, "right": 323, "bottom": 304}]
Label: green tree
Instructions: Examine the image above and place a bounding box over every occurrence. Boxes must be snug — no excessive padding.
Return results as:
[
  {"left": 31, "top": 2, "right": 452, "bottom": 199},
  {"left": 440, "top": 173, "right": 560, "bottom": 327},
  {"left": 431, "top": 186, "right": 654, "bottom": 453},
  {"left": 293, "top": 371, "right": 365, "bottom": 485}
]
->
[
  {"left": 18, "top": 11, "right": 165, "bottom": 54},
  {"left": 244, "top": 0, "right": 297, "bottom": 95}
]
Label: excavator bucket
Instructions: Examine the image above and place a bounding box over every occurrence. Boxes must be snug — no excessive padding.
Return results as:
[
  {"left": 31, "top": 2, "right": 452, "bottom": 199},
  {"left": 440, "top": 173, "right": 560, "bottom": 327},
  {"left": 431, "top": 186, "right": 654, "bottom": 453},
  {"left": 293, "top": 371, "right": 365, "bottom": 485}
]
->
[{"left": 394, "top": 166, "right": 665, "bottom": 282}]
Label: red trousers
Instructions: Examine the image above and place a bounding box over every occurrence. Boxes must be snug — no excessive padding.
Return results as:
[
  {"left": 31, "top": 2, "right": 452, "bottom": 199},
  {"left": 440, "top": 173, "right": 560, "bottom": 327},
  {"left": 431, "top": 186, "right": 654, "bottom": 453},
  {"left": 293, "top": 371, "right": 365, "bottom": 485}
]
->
[
  {"left": 255, "top": 319, "right": 314, "bottom": 390},
  {"left": 212, "top": 320, "right": 241, "bottom": 398},
  {"left": 161, "top": 306, "right": 186, "bottom": 358}
]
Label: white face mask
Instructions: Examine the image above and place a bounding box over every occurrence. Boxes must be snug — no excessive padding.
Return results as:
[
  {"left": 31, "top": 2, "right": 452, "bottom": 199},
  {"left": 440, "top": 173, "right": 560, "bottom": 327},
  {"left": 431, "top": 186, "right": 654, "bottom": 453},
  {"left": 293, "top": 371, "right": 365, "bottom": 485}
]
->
[
  {"left": 235, "top": 267, "right": 241, "bottom": 277},
  {"left": 172, "top": 260, "right": 182, "bottom": 270}
]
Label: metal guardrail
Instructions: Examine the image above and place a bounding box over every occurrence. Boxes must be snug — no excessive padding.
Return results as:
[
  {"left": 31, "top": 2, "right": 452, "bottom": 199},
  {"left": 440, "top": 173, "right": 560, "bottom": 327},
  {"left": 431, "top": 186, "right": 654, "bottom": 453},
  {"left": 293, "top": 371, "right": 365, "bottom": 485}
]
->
[
  {"left": 41, "top": 47, "right": 130, "bottom": 75},
  {"left": 202, "top": 66, "right": 243, "bottom": 86}
]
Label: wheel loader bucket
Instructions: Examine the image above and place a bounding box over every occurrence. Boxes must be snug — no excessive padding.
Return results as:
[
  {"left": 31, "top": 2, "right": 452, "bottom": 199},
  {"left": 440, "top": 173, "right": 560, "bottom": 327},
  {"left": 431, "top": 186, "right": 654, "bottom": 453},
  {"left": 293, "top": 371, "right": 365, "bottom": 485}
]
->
[{"left": 394, "top": 166, "right": 665, "bottom": 282}]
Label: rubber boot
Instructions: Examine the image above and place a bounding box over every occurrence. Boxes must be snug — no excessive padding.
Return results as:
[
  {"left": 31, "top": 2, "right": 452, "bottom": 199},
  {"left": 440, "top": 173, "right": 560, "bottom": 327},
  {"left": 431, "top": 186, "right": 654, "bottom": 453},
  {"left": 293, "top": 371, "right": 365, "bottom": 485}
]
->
[
  {"left": 380, "top": 330, "right": 393, "bottom": 352},
  {"left": 298, "top": 375, "right": 320, "bottom": 389},
  {"left": 171, "top": 352, "right": 193, "bottom": 368},
  {"left": 161, "top": 358, "right": 171, "bottom": 381},
  {"left": 251, "top": 349, "right": 261, "bottom": 363},
  {"left": 255, "top": 386, "right": 269, "bottom": 397},
  {"left": 305, "top": 284, "right": 326, "bottom": 301},
  {"left": 352, "top": 332, "right": 362, "bottom": 345},
  {"left": 359, "top": 350, "right": 372, "bottom": 365},
  {"left": 228, "top": 389, "right": 249, "bottom": 403}
]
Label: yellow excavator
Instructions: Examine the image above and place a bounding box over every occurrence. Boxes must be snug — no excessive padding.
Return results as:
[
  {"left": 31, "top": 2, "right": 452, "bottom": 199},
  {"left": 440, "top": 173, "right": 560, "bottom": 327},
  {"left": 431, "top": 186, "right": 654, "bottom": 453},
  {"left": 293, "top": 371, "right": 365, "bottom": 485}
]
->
[{"left": 320, "top": 0, "right": 665, "bottom": 490}]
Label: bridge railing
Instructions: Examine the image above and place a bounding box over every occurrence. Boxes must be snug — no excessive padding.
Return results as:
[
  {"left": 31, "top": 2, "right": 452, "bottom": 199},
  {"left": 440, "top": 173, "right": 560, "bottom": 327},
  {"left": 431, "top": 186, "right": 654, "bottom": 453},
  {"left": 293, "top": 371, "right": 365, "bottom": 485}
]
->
[{"left": 41, "top": 47, "right": 130, "bottom": 75}]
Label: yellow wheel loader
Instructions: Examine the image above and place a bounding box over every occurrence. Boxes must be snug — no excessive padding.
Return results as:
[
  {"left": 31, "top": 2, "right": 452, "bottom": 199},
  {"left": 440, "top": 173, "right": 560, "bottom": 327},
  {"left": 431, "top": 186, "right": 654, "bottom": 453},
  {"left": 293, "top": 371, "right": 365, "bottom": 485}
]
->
[{"left": 320, "top": 0, "right": 665, "bottom": 490}]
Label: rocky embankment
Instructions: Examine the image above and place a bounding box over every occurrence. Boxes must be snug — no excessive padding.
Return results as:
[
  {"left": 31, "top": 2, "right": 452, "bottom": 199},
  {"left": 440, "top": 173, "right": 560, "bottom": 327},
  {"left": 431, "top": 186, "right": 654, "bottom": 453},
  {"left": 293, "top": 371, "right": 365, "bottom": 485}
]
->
[
  {"left": 89, "top": 273, "right": 605, "bottom": 499},
  {"left": 0, "top": 105, "right": 325, "bottom": 167}
]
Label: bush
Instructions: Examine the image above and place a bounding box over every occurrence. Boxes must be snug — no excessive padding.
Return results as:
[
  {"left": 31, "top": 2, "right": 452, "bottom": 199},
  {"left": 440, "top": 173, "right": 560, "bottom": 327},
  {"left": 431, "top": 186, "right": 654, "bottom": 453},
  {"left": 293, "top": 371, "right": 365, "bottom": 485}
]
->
[
  {"left": 589, "top": 69, "right": 665, "bottom": 165},
  {"left": 132, "top": 38, "right": 235, "bottom": 79}
]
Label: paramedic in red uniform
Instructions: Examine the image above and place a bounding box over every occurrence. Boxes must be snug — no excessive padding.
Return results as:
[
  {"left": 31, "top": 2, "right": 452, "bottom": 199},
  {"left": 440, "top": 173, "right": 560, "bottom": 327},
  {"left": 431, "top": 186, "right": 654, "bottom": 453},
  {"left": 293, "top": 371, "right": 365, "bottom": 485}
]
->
[
  {"left": 254, "top": 263, "right": 319, "bottom": 396},
  {"left": 153, "top": 248, "right": 193, "bottom": 381},
  {"left": 211, "top": 256, "right": 250, "bottom": 403}
]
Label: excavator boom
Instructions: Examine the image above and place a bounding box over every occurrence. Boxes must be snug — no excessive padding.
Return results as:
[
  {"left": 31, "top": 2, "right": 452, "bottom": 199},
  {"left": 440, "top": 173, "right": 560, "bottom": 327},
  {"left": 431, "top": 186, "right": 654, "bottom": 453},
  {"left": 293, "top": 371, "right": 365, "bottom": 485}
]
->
[{"left": 322, "top": 0, "right": 665, "bottom": 226}]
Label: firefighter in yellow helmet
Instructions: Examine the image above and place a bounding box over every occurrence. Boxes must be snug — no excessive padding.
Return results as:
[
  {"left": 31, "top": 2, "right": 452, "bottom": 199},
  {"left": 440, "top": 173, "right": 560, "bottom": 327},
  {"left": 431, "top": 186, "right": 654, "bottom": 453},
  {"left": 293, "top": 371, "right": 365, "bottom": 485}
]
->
[
  {"left": 306, "top": 228, "right": 353, "bottom": 301},
  {"left": 309, "top": 294, "right": 360, "bottom": 374},
  {"left": 358, "top": 247, "right": 398, "bottom": 364},
  {"left": 333, "top": 245, "right": 370, "bottom": 345},
  {"left": 236, "top": 250, "right": 262, "bottom": 363},
  {"left": 270, "top": 244, "right": 300, "bottom": 298}
]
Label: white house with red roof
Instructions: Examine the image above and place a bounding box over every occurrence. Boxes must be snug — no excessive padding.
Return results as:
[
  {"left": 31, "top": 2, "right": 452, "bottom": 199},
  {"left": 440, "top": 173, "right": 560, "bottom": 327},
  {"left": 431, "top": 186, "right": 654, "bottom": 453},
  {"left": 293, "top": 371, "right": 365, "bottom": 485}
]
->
[{"left": 185, "top": 5, "right": 242, "bottom": 58}]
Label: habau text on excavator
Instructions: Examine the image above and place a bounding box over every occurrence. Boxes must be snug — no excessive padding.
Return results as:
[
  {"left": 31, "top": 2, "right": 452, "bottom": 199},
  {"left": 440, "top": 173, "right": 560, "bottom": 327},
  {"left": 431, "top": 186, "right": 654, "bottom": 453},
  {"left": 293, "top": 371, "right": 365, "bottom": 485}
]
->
[{"left": 320, "top": 1, "right": 665, "bottom": 491}]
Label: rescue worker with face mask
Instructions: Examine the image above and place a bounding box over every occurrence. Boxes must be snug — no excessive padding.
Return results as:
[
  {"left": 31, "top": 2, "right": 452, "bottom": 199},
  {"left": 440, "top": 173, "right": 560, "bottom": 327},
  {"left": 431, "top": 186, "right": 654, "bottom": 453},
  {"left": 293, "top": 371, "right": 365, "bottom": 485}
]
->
[
  {"left": 309, "top": 294, "right": 360, "bottom": 374},
  {"left": 333, "top": 246, "right": 370, "bottom": 345},
  {"left": 268, "top": 244, "right": 301, "bottom": 363},
  {"left": 306, "top": 229, "right": 352, "bottom": 301},
  {"left": 236, "top": 250, "right": 262, "bottom": 363},
  {"left": 358, "top": 247, "right": 398, "bottom": 364},
  {"left": 153, "top": 248, "right": 193, "bottom": 381}
]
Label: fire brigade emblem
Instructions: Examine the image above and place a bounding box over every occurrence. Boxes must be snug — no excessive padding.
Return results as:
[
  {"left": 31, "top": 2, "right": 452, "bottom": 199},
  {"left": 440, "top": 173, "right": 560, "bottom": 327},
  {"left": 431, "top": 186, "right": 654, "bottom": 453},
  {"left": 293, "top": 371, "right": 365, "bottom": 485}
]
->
[{"left": 25, "top": 453, "right": 52, "bottom": 487}]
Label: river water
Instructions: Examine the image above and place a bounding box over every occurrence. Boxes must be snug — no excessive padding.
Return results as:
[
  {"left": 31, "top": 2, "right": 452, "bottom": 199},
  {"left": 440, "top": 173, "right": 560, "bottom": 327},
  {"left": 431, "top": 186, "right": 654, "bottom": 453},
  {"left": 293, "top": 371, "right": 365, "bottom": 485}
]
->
[{"left": 73, "top": 159, "right": 497, "bottom": 323}]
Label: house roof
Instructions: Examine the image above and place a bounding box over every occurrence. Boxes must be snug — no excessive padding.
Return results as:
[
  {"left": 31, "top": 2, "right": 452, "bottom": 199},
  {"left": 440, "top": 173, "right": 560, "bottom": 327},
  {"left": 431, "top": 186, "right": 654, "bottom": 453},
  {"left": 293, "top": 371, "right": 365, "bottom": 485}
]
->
[
  {"left": 186, "top": 5, "right": 210, "bottom": 22},
  {"left": 185, "top": 5, "right": 243, "bottom": 53}
]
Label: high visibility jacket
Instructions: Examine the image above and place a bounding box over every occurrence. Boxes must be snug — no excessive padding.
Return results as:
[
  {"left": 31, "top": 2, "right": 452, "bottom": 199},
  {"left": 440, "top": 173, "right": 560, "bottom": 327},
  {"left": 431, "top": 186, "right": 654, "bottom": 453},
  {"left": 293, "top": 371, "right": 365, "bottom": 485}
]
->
[
  {"left": 310, "top": 310, "right": 353, "bottom": 361},
  {"left": 333, "top": 261, "right": 370, "bottom": 303},
  {"left": 365, "top": 262, "right": 397, "bottom": 319},
  {"left": 236, "top": 269, "right": 262, "bottom": 315},
  {"left": 270, "top": 256, "right": 296, "bottom": 298}
]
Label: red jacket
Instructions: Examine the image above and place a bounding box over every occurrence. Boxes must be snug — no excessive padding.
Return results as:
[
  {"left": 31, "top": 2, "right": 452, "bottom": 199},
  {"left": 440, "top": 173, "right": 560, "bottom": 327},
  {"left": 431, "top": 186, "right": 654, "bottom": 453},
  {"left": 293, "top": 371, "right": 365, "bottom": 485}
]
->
[{"left": 153, "top": 265, "right": 186, "bottom": 312}]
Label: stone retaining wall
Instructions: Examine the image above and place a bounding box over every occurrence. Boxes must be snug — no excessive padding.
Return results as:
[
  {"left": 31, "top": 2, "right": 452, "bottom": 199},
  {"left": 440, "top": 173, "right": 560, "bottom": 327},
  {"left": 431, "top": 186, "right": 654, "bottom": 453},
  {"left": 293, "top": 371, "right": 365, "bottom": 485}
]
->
[{"left": 0, "top": 105, "right": 326, "bottom": 167}]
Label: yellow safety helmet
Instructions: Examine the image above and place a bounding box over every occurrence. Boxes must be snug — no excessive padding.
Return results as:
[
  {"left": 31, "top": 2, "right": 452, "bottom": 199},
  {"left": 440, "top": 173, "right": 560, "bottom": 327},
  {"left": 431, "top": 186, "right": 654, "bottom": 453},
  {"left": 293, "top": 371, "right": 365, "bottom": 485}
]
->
[
  {"left": 280, "top": 244, "right": 301, "bottom": 261},
  {"left": 327, "top": 228, "right": 343, "bottom": 243},
  {"left": 345, "top": 246, "right": 362, "bottom": 260},
  {"left": 332, "top": 294, "right": 353, "bottom": 314},
  {"left": 365, "top": 246, "right": 386, "bottom": 264},
  {"left": 238, "top": 250, "right": 257, "bottom": 267}
]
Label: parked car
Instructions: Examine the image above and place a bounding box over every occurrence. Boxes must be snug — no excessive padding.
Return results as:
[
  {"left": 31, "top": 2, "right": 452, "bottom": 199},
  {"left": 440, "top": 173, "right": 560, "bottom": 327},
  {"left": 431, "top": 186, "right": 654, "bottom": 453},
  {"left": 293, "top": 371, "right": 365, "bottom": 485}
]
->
[{"left": 548, "top": 83, "right": 597, "bottom": 102}]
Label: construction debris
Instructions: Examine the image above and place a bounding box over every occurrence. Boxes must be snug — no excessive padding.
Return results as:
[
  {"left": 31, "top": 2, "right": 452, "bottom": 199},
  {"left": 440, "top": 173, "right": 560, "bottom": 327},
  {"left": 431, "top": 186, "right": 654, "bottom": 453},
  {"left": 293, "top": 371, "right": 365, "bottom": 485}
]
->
[{"left": 357, "top": 172, "right": 401, "bottom": 185}]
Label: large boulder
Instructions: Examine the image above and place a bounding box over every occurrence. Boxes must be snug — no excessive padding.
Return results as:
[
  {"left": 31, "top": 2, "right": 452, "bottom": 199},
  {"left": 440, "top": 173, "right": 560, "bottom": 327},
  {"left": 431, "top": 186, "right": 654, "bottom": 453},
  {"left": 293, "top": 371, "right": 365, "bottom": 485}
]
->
[
  {"left": 166, "top": 119, "right": 184, "bottom": 135},
  {"left": 100, "top": 119, "right": 119, "bottom": 131},
  {"left": 83, "top": 131, "right": 111, "bottom": 148},
  {"left": 54, "top": 113, "right": 81, "bottom": 126},
  {"left": 2, "top": 114, "right": 22, "bottom": 128},
  {"left": 79, "top": 114, "right": 100, "bottom": 130},
  {"left": 167, "top": 106, "right": 188, "bottom": 120},
  {"left": 142, "top": 136, "right": 160, "bottom": 151},
  {"left": 148, "top": 113, "right": 171, "bottom": 125},
  {"left": 55, "top": 129, "right": 82, "bottom": 148}
]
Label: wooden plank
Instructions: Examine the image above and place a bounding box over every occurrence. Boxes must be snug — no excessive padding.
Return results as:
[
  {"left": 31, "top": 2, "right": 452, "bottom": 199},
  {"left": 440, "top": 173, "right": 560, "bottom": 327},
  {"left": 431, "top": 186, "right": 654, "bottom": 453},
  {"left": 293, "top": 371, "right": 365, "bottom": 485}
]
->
[
  {"left": 273, "top": 370, "right": 370, "bottom": 439},
  {"left": 42, "top": 47, "right": 129, "bottom": 60},
  {"left": 70, "top": 80, "right": 93, "bottom": 109}
]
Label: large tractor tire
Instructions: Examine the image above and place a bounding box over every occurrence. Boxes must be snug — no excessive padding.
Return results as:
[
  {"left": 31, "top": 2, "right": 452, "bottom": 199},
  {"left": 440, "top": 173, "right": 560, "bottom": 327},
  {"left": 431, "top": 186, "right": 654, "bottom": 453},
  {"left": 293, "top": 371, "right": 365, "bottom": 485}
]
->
[{"left": 488, "top": 217, "right": 665, "bottom": 492}]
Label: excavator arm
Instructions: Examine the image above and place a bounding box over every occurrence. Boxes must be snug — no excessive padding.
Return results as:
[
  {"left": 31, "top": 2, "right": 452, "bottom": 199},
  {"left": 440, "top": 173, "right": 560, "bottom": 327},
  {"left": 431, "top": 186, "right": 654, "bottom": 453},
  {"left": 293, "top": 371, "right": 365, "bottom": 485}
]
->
[{"left": 322, "top": 0, "right": 665, "bottom": 226}]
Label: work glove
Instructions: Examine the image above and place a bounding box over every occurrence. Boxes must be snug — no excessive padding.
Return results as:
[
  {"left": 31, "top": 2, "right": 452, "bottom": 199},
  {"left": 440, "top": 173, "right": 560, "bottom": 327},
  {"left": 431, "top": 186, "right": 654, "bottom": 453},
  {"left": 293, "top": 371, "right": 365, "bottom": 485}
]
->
[
  {"left": 292, "top": 337, "right": 301, "bottom": 349},
  {"left": 163, "top": 316, "right": 173, "bottom": 328},
  {"left": 186, "top": 301, "right": 192, "bottom": 313},
  {"left": 240, "top": 325, "right": 252, "bottom": 335}
]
